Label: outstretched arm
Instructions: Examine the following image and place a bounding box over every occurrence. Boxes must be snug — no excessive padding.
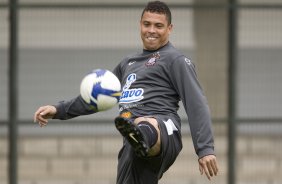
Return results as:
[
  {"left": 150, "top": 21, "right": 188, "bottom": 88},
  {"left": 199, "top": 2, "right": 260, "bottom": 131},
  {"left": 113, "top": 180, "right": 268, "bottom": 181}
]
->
[{"left": 34, "top": 95, "right": 96, "bottom": 127}]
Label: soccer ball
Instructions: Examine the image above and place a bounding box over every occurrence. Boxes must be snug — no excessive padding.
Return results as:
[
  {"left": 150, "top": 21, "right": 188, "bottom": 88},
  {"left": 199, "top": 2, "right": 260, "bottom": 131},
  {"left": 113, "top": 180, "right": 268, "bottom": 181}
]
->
[{"left": 80, "top": 69, "right": 121, "bottom": 112}]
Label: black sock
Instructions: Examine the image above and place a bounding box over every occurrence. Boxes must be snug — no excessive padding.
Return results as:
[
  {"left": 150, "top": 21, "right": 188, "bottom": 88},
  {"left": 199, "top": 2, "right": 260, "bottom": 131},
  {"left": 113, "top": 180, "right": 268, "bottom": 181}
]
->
[{"left": 137, "top": 121, "right": 158, "bottom": 148}]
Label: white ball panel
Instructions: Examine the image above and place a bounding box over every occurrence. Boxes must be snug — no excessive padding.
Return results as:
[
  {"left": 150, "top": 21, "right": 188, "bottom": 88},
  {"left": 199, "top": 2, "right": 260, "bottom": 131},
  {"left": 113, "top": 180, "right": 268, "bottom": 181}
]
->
[
  {"left": 100, "top": 71, "right": 121, "bottom": 91},
  {"left": 97, "top": 94, "right": 118, "bottom": 111}
]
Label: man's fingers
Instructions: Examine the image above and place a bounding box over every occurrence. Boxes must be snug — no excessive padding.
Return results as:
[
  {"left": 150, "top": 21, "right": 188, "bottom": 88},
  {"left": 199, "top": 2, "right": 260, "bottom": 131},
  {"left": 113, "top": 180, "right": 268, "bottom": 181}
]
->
[
  {"left": 199, "top": 160, "right": 211, "bottom": 180},
  {"left": 34, "top": 107, "right": 43, "bottom": 122},
  {"left": 211, "top": 159, "right": 219, "bottom": 175},
  {"left": 33, "top": 106, "right": 54, "bottom": 127},
  {"left": 39, "top": 120, "right": 48, "bottom": 127},
  {"left": 34, "top": 111, "right": 44, "bottom": 123},
  {"left": 198, "top": 155, "right": 218, "bottom": 180},
  {"left": 206, "top": 161, "right": 215, "bottom": 178},
  {"left": 202, "top": 164, "right": 211, "bottom": 180}
]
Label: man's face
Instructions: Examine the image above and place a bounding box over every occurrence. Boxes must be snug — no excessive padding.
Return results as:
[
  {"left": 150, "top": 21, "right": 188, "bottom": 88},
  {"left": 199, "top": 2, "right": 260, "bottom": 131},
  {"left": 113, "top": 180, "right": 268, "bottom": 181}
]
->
[{"left": 140, "top": 11, "right": 172, "bottom": 51}]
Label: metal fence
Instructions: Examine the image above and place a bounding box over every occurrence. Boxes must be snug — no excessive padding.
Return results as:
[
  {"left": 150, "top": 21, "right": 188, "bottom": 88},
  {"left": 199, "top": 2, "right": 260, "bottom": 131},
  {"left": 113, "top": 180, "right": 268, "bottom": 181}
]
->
[{"left": 0, "top": 0, "right": 282, "bottom": 184}]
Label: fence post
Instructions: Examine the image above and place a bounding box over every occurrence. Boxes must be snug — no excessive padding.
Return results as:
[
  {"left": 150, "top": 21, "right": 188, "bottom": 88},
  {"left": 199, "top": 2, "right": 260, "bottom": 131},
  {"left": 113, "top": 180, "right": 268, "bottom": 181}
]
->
[
  {"left": 9, "top": 0, "right": 19, "bottom": 184},
  {"left": 228, "top": 0, "right": 238, "bottom": 184}
]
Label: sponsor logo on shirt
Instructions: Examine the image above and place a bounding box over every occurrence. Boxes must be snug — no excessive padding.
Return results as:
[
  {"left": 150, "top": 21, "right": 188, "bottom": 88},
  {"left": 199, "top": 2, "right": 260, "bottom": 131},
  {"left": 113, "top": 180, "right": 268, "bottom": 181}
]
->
[
  {"left": 119, "top": 103, "right": 144, "bottom": 112},
  {"left": 119, "top": 73, "right": 144, "bottom": 103}
]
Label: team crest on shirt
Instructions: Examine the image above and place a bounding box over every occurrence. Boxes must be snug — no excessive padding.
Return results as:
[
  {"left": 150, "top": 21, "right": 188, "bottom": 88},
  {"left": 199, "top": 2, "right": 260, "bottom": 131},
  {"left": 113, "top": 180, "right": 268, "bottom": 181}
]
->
[{"left": 145, "top": 52, "right": 160, "bottom": 67}]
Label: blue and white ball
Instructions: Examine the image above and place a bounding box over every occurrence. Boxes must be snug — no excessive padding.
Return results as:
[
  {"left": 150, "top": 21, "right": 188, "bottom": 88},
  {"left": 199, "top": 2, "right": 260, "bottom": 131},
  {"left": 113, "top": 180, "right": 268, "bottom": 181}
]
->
[{"left": 80, "top": 69, "right": 121, "bottom": 112}]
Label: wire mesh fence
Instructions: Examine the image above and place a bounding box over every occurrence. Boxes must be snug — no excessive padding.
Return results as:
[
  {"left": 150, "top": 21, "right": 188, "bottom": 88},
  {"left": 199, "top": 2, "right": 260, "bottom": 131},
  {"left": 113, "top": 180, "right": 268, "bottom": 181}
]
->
[{"left": 0, "top": 1, "right": 282, "bottom": 184}]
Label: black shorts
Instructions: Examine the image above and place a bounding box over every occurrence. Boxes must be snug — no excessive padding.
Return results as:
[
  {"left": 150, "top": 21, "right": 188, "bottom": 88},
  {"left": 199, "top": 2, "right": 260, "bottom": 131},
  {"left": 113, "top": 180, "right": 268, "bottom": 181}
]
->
[{"left": 116, "top": 115, "right": 183, "bottom": 184}]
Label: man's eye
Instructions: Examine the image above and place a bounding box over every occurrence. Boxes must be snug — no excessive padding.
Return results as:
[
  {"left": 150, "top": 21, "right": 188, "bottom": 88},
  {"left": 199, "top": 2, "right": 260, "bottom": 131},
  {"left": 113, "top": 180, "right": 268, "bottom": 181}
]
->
[{"left": 156, "top": 24, "right": 163, "bottom": 28}]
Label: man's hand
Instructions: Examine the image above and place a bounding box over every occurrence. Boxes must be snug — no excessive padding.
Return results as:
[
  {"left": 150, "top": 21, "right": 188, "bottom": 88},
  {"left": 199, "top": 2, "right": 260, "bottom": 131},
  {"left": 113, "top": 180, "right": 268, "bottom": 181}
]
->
[
  {"left": 198, "top": 154, "right": 218, "bottom": 180},
  {"left": 33, "top": 105, "right": 57, "bottom": 127}
]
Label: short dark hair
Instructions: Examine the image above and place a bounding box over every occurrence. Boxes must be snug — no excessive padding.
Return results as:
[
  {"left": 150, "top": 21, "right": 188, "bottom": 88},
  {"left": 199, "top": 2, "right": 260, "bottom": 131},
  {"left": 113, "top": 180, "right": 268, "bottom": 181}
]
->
[{"left": 141, "top": 1, "right": 172, "bottom": 25}]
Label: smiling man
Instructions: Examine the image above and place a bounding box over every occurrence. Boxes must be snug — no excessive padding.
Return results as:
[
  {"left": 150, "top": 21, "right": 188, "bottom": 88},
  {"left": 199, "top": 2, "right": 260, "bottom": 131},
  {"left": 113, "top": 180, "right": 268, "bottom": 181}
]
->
[
  {"left": 34, "top": 1, "right": 218, "bottom": 184},
  {"left": 140, "top": 10, "right": 172, "bottom": 50}
]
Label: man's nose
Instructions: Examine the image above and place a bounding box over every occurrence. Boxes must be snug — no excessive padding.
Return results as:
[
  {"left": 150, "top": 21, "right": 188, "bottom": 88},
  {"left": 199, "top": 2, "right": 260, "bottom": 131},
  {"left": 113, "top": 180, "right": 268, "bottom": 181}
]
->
[{"left": 148, "top": 25, "right": 156, "bottom": 33}]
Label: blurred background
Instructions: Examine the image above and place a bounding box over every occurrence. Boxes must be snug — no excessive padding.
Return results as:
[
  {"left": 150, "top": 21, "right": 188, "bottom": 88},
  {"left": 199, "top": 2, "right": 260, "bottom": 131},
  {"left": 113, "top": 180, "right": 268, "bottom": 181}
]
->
[{"left": 0, "top": 0, "right": 282, "bottom": 184}]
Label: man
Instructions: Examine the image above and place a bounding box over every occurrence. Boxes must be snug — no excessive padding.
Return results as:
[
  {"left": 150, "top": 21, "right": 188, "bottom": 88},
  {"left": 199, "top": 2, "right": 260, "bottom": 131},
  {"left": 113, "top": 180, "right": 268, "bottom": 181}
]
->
[{"left": 34, "top": 1, "right": 218, "bottom": 183}]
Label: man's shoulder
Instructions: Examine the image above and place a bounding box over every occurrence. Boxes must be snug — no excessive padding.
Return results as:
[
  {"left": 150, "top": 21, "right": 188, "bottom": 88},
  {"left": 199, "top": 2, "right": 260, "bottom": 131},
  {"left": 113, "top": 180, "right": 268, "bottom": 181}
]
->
[{"left": 162, "top": 42, "right": 188, "bottom": 60}]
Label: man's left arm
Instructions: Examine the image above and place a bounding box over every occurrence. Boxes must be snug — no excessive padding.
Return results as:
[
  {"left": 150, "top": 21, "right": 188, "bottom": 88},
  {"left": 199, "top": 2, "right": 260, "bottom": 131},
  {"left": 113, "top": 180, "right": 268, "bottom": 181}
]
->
[{"left": 170, "top": 56, "right": 218, "bottom": 179}]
